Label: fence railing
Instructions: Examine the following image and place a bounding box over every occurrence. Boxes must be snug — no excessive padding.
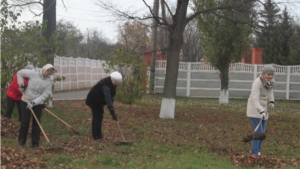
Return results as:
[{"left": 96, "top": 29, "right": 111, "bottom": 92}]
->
[
  {"left": 155, "top": 61, "right": 300, "bottom": 100},
  {"left": 53, "top": 56, "right": 300, "bottom": 100}
]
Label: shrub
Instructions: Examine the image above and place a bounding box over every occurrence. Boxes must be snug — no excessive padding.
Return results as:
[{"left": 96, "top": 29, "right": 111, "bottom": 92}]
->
[{"left": 105, "top": 49, "right": 147, "bottom": 104}]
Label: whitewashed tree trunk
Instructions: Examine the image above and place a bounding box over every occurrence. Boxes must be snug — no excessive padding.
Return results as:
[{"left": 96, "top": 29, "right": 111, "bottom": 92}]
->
[
  {"left": 159, "top": 98, "right": 175, "bottom": 119},
  {"left": 219, "top": 89, "right": 229, "bottom": 105}
]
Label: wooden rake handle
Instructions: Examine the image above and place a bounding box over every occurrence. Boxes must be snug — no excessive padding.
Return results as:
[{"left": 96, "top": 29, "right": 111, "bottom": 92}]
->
[
  {"left": 116, "top": 121, "right": 126, "bottom": 141},
  {"left": 44, "top": 108, "right": 80, "bottom": 135},
  {"left": 254, "top": 109, "right": 268, "bottom": 132},
  {"left": 22, "top": 93, "right": 52, "bottom": 146},
  {"left": 254, "top": 118, "right": 263, "bottom": 133}
]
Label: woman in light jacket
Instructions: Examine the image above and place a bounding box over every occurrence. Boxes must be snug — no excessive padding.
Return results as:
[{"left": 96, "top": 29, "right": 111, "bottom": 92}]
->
[
  {"left": 17, "top": 64, "right": 55, "bottom": 149},
  {"left": 246, "top": 65, "right": 275, "bottom": 157}
]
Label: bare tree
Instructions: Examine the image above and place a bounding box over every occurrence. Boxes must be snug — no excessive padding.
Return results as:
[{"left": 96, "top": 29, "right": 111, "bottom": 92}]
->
[
  {"left": 117, "top": 21, "right": 151, "bottom": 54},
  {"left": 83, "top": 28, "right": 114, "bottom": 60},
  {"left": 55, "top": 19, "right": 84, "bottom": 57},
  {"left": 181, "top": 20, "right": 202, "bottom": 62}
]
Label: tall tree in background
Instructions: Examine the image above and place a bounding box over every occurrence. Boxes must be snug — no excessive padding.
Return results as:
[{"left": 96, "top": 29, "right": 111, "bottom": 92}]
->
[
  {"left": 288, "top": 23, "right": 300, "bottom": 65},
  {"left": 159, "top": 0, "right": 168, "bottom": 55},
  {"left": 255, "top": 0, "right": 281, "bottom": 63},
  {"left": 42, "top": 0, "right": 56, "bottom": 61},
  {"left": 43, "top": 0, "right": 56, "bottom": 41},
  {"left": 196, "top": 0, "right": 254, "bottom": 105},
  {"left": 117, "top": 21, "right": 151, "bottom": 54},
  {"left": 56, "top": 20, "right": 84, "bottom": 57},
  {"left": 7, "top": 0, "right": 59, "bottom": 63},
  {"left": 150, "top": 0, "right": 159, "bottom": 94},
  {"left": 181, "top": 20, "right": 202, "bottom": 62},
  {"left": 275, "top": 7, "right": 294, "bottom": 65},
  {"left": 83, "top": 28, "right": 114, "bottom": 60}
]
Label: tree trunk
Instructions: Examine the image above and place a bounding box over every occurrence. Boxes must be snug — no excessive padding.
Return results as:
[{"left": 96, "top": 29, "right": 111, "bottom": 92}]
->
[
  {"left": 149, "top": 0, "right": 159, "bottom": 94},
  {"left": 42, "top": 0, "right": 56, "bottom": 64},
  {"left": 159, "top": 0, "right": 189, "bottom": 119},
  {"left": 160, "top": 0, "right": 168, "bottom": 55},
  {"left": 219, "top": 68, "right": 229, "bottom": 105}
]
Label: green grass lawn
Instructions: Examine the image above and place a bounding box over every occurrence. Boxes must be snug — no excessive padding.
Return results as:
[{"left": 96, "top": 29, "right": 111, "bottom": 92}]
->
[{"left": 1, "top": 95, "right": 300, "bottom": 169}]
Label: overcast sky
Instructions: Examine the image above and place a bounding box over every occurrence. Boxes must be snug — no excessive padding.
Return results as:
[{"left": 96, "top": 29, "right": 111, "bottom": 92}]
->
[
  {"left": 19, "top": 0, "right": 154, "bottom": 43},
  {"left": 18, "top": 0, "right": 300, "bottom": 43}
]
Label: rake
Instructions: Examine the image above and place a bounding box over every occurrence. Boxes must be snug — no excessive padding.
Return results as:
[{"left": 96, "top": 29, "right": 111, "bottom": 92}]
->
[
  {"left": 242, "top": 117, "right": 266, "bottom": 143},
  {"left": 114, "top": 121, "right": 133, "bottom": 146},
  {"left": 44, "top": 108, "right": 80, "bottom": 135}
]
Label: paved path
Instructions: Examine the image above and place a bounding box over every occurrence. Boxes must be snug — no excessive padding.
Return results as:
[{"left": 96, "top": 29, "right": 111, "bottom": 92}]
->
[{"left": 52, "top": 90, "right": 89, "bottom": 100}]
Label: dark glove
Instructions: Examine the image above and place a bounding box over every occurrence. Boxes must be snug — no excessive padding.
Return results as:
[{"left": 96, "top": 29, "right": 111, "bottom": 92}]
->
[
  {"left": 19, "top": 84, "right": 25, "bottom": 93},
  {"left": 110, "top": 111, "right": 118, "bottom": 121},
  {"left": 268, "top": 101, "right": 275, "bottom": 109},
  {"left": 26, "top": 101, "right": 36, "bottom": 109}
]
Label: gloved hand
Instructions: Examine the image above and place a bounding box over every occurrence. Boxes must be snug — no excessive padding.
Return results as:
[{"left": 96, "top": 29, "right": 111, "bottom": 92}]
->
[
  {"left": 269, "top": 101, "right": 275, "bottom": 109},
  {"left": 110, "top": 111, "right": 118, "bottom": 121},
  {"left": 260, "top": 111, "right": 266, "bottom": 119},
  {"left": 19, "top": 84, "right": 25, "bottom": 93},
  {"left": 26, "top": 101, "right": 36, "bottom": 109}
]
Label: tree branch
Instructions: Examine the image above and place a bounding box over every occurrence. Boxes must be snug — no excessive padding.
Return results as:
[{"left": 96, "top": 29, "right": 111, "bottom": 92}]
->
[
  {"left": 186, "top": 5, "right": 233, "bottom": 24},
  {"left": 8, "top": 1, "right": 43, "bottom": 8},
  {"left": 95, "top": 0, "right": 170, "bottom": 27}
]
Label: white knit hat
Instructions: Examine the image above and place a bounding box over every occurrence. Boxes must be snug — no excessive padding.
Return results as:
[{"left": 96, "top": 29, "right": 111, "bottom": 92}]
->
[
  {"left": 110, "top": 71, "right": 122, "bottom": 82},
  {"left": 42, "top": 64, "right": 56, "bottom": 75}
]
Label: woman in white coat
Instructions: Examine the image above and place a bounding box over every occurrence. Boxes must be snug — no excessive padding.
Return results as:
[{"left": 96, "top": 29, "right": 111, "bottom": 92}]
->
[
  {"left": 246, "top": 65, "right": 275, "bottom": 157},
  {"left": 17, "top": 64, "right": 55, "bottom": 149}
]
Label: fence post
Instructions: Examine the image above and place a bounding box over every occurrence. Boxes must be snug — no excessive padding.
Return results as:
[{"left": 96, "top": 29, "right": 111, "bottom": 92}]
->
[
  {"left": 60, "top": 57, "right": 63, "bottom": 90},
  {"left": 84, "top": 59, "right": 87, "bottom": 88},
  {"left": 97, "top": 60, "right": 100, "bottom": 83},
  {"left": 186, "top": 62, "right": 191, "bottom": 97},
  {"left": 286, "top": 66, "right": 290, "bottom": 100},
  {"left": 253, "top": 64, "right": 258, "bottom": 80},
  {"left": 75, "top": 58, "right": 79, "bottom": 89},
  {"left": 90, "top": 60, "right": 92, "bottom": 88},
  {"left": 68, "top": 58, "right": 71, "bottom": 90}
]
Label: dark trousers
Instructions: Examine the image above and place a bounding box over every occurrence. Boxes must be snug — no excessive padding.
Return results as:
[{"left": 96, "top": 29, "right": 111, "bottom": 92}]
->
[
  {"left": 18, "top": 101, "right": 44, "bottom": 147},
  {"left": 91, "top": 106, "right": 104, "bottom": 140},
  {"left": 5, "top": 95, "right": 22, "bottom": 122}
]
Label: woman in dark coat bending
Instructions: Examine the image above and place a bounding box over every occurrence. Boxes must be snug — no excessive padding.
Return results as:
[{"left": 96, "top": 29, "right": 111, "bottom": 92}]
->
[{"left": 85, "top": 71, "right": 122, "bottom": 141}]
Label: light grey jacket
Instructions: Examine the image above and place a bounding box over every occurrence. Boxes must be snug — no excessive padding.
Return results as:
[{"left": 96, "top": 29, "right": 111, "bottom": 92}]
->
[
  {"left": 17, "top": 68, "right": 54, "bottom": 105},
  {"left": 246, "top": 77, "right": 274, "bottom": 120}
]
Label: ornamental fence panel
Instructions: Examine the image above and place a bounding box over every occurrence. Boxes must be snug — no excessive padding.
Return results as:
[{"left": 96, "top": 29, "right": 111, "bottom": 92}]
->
[{"left": 53, "top": 55, "right": 110, "bottom": 91}]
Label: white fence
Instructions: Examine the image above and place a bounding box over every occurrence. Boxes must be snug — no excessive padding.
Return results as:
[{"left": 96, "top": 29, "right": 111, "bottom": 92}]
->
[
  {"left": 53, "top": 55, "right": 110, "bottom": 91},
  {"left": 155, "top": 61, "right": 300, "bottom": 100},
  {"left": 53, "top": 56, "right": 300, "bottom": 100}
]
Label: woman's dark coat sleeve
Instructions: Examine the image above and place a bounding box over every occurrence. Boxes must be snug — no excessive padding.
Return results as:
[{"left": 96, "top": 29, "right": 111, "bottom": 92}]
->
[{"left": 102, "top": 85, "right": 114, "bottom": 113}]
